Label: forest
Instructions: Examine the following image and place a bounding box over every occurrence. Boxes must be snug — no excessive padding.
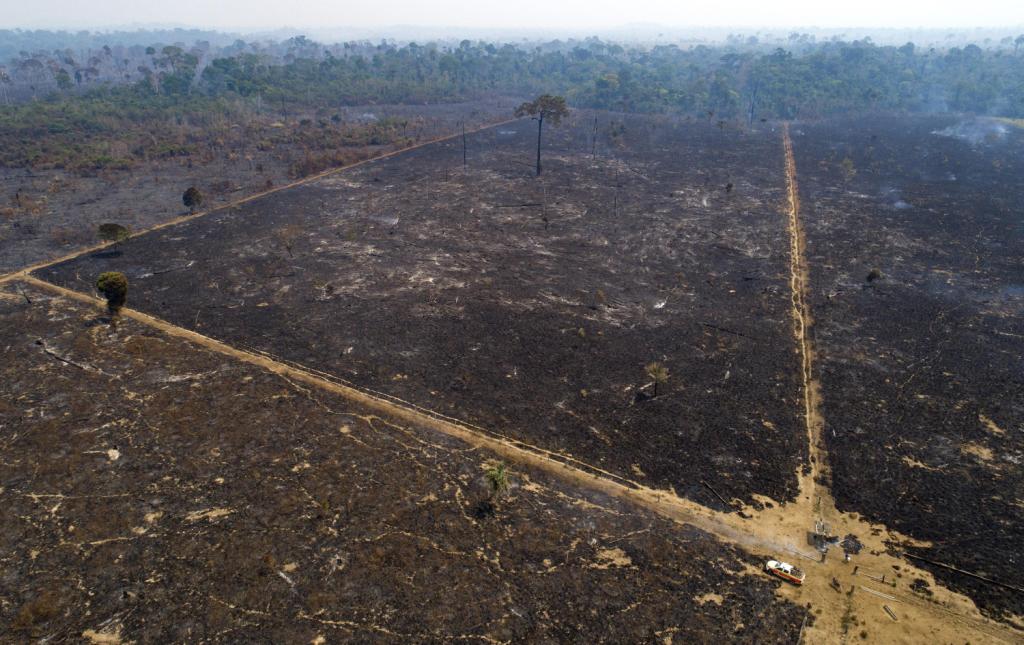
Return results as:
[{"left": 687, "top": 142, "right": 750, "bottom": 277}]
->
[
  {"left": 3, "top": 16, "right": 1024, "bottom": 643},
  {"left": 2, "top": 33, "right": 1024, "bottom": 171}
]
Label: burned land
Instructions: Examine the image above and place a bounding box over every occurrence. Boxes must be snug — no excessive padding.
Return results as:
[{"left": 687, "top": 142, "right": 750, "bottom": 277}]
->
[
  {"left": 0, "top": 100, "right": 511, "bottom": 273},
  {"left": 14, "top": 107, "right": 1024, "bottom": 635},
  {"left": 35, "top": 113, "right": 807, "bottom": 511},
  {"left": 791, "top": 115, "right": 1024, "bottom": 619},
  {"left": 0, "top": 283, "right": 808, "bottom": 642}
]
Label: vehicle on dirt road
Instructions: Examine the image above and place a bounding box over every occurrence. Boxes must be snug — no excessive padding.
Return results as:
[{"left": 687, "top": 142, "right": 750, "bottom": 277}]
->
[{"left": 765, "top": 560, "right": 805, "bottom": 585}]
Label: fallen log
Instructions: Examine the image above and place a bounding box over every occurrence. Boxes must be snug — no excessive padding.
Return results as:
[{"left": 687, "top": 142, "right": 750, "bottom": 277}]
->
[
  {"left": 35, "top": 339, "right": 103, "bottom": 374},
  {"left": 902, "top": 553, "right": 1024, "bottom": 594},
  {"left": 701, "top": 480, "right": 735, "bottom": 511},
  {"left": 700, "top": 322, "right": 752, "bottom": 339}
]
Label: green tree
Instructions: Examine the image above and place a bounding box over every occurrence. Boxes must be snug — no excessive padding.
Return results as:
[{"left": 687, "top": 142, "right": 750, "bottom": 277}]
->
[
  {"left": 645, "top": 362, "right": 670, "bottom": 397},
  {"left": 182, "top": 186, "right": 204, "bottom": 213},
  {"left": 514, "top": 94, "right": 569, "bottom": 176},
  {"left": 96, "top": 272, "right": 128, "bottom": 317},
  {"left": 97, "top": 222, "right": 130, "bottom": 250},
  {"left": 55, "top": 68, "right": 72, "bottom": 90}
]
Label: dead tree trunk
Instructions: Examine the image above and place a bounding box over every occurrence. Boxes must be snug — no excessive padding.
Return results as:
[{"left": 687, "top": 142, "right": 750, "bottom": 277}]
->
[
  {"left": 535, "top": 114, "right": 544, "bottom": 176},
  {"left": 748, "top": 79, "right": 760, "bottom": 126}
]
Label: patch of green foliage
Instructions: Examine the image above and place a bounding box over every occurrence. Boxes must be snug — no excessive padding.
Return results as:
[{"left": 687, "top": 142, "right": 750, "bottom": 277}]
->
[
  {"left": 485, "top": 462, "right": 511, "bottom": 499},
  {"left": 95, "top": 271, "right": 128, "bottom": 316},
  {"left": 3, "top": 35, "right": 1024, "bottom": 173}
]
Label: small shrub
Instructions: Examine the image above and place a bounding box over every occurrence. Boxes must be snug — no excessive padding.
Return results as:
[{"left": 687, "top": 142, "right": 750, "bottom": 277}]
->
[
  {"left": 866, "top": 268, "right": 883, "bottom": 283},
  {"left": 840, "top": 157, "right": 857, "bottom": 181},
  {"left": 644, "top": 362, "right": 670, "bottom": 397},
  {"left": 182, "top": 186, "right": 204, "bottom": 213},
  {"left": 50, "top": 226, "right": 92, "bottom": 247},
  {"left": 274, "top": 224, "right": 304, "bottom": 258},
  {"left": 484, "top": 462, "right": 510, "bottom": 499},
  {"left": 97, "top": 222, "right": 130, "bottom": 249}
]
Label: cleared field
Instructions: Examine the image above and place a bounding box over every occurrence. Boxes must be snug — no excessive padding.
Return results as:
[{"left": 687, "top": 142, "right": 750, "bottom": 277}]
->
[
  {"left": 36, "top": 113, "right": 807, "bottom": 509},
  {"left": 792, "top": 115, "right": 1024, "bottom": 620},
  {"left": 0, "top": 100, "right": 511, "bottom": 274},
  {"left": 0, "top": 282, "right": 809, "bottom": 642}
]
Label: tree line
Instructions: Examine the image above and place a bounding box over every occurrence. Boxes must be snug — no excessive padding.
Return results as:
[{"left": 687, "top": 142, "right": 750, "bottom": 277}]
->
[
  {"left": 197, "top": 37, "right": 1024, "bottom": 118},
  {"left": 2, "top": 35, "right": 1024, "bottom": 164}
]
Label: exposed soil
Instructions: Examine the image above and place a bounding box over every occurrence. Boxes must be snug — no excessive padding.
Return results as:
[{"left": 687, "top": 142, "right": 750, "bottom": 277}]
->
[
  {"left": 11, "top": 268, "right": 1022, "bottom": 645},
  {"left": 35, "top": 112, "right": 807, "bottom": 509},
  {"left": 6, "top": 111, "right": 1024, "bottom": 643},
  {"left": 0, "top": 100, "right": 513, "bottom": 273},
  {"left": 790, "top": 115, "right": 1024, "bottom": 620},
  {"left": 0, "top": 282, "right": 809, "bottom": 642}
]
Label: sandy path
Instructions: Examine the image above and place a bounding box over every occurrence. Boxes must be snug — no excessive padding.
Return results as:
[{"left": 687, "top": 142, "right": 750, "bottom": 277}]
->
[
  {"left": 0, "top": 116, "right": 517, "bottom": 288},
  {"left": 6, "top": 122, "right": 1021, "bottom": 643},
  {"left": 772, "top": 123, "right": 1020, "bottom": 643}
]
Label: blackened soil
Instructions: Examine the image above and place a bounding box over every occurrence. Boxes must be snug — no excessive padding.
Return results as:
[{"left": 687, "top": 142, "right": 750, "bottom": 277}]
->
[
  {"left": 0, "top": 99, "right": 511, "bottom": 273},
  {"left": 36, "top": 112, "right": 806, "bottom": 508},
  {"left": 791, "top": 115, "right": 1024, "bottom": 620},
  {"left": 0, "top": 284, "right": 808, "bottom": 642}
]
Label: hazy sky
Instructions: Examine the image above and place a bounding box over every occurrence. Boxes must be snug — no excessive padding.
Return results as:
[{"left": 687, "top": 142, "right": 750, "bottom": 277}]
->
[{"left": 4, "top": 0, "right": 1022, "bottom": 31}]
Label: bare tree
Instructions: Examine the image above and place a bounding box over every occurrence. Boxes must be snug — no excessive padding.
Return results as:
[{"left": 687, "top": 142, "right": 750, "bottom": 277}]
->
[{"left": 0, "top": 67, "right": 11, "bottom": 105}]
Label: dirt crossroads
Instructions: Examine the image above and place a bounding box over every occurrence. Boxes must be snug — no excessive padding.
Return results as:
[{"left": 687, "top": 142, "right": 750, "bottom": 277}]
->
[{"left": 5, "top": 118, "right": 1022, "bottom": 643}]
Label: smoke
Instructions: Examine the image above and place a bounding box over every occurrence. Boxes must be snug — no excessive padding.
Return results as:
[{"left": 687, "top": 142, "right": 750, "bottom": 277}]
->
[
  {"left": 880, "top": 187, "right": 912, "bottom": 210},
  {"left": 932, "top": 119, "right": 1008, "bottom": 146}
]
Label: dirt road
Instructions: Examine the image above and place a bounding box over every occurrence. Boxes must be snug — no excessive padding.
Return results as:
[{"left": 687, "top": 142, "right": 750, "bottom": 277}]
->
[{"left": 6, "top": 120, "right": 1021, "bottom": 643}]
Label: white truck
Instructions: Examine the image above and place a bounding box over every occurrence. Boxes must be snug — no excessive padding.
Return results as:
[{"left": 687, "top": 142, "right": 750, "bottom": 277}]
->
[{"left": 765, "top": 559, "right": 806, "bottom": 585}]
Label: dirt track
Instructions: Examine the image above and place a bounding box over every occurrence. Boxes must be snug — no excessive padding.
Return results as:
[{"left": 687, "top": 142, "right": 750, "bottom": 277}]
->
[
  {"left": 32, "top": 112, "right": 807, "bottom": 508},
  {"left": 1, "top": 281, "right": 808, "bottom": 643},
  {"left": 8, "top": 117, "right": 1022, "bottom": 642},
  {"left": 790, "top": 115, "right": 1024, "bottom": 622},
  {"left": 0, "top": 115, "right": 517, "bottom": 288}
]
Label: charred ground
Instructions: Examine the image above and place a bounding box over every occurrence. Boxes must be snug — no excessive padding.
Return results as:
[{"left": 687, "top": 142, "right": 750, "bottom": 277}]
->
[
  {"left": 0, "top": 100, "right": 510, "bottom": 273},
  {"left": 0, "top": 283, "right": 808, "bottom": 642},
  {"left": 14, "top": 109, "right": 1024, "bottom": 633},
  {"left": 35, "top": 112, "right": 807, "bottom": 510},
  {"left": 791, "top": 115, "right": 1024, "bottom": 619}
]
